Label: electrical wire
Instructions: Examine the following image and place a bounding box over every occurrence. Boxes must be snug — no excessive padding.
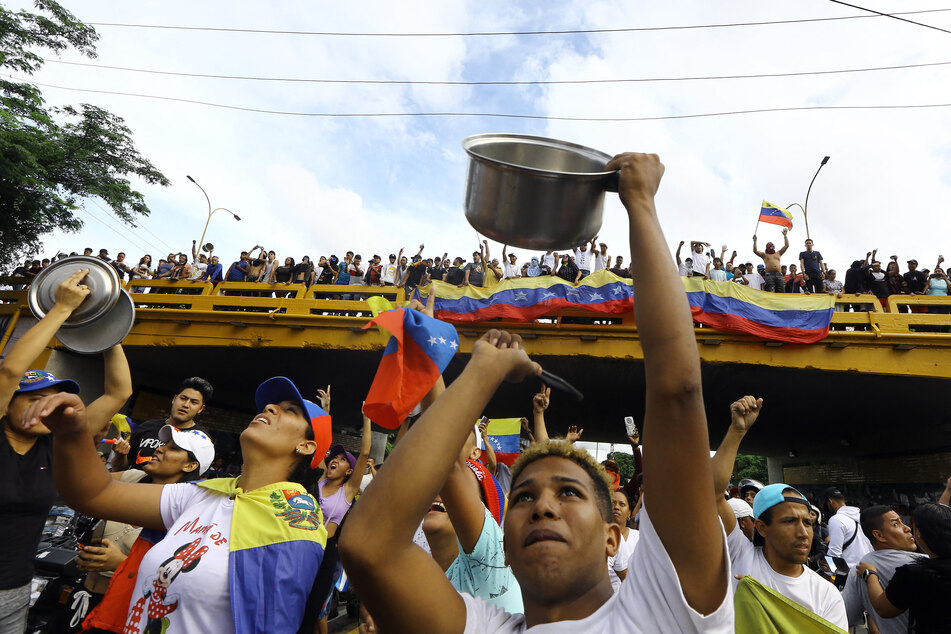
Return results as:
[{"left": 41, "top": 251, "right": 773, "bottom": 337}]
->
[
  {"left": 80, "top": 203, "right": 156, "bottom": 255},
  {"left": 827, "top": 0, "right": 951, "bottom": 36},
  {"left": 85, "top": 8, "right": 951, "bottom": 37},
  {"left": 14, "top": 75, "right": 951, "bottom": 122},
  {"left": 87, "top": 199, "right": 167, "bottom": 255},
  {"left": 43, "top": 57, "right": 951, "bottom": 86}
]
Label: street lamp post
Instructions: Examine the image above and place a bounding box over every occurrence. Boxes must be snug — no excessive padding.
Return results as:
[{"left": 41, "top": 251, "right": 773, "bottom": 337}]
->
[
  {"left": 799, "top": 156, "right": 830, "bottom": 241},
  {"left": 187, "top": 175, "right": 240, "bottom": 254}
]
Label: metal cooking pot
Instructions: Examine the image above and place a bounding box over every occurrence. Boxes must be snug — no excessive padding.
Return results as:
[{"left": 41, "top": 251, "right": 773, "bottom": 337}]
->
[
  {"left": 27, "top": 256, "right": 135, "bottom": 354},
  {"left": 462, "top": 133, "right": 618, "bottom": 250}
]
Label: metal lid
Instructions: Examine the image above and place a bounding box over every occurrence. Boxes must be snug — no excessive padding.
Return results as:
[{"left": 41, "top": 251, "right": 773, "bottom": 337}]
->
[
  {"left": 56, "top": 289, "right": 135, "bottom": 354},
  {"left": 27, "top": 256, "right": 121, "bottom": 327}
]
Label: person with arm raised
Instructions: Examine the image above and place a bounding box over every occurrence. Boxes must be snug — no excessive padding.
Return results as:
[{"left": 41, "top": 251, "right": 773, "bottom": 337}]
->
[{"left": 340, "top": 152, "right": 732, "bottom": 632}]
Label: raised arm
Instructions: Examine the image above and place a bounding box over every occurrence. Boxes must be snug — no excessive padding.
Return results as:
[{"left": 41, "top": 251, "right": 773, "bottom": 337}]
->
[
  {"left": 0, "top": 269, "right": 90, "bottom": 417},
  {"left": 675, "top": 240, "right": 684, "bottom": 265},
  {"left": 939, "top": 476, "right": 951, "bottom": 506},
  {"left": 478, "top": 418, "right": 498, "bottom": 476},
  {"left": 482, "top": 239, "right": 490, "bottom": 262},
  {"left": 340, "top": 330, "right": 540, "bottom": 633},
  {"left": 345, "top": 410, "right": 373, "bottom": 499},
  {"left": 712, "top": 396, "right": 762, "bottom": 534},
  {"left": 21, "top": 392, "right": 166, "bottom": 529},
  {"left": 778, "top": 229, "right": 790, "bottom": 255},
  {"left": 85, "top": 345, "right": 133, "bottom": 436},
  {"left": 604, "top": 152, "right": 726, "bottom": 614},
  {"left": 531, "top": 386, "right": 550, "bottom": 443},
  {"left": 752, "top": 235, "right": 765, "bottom": 259}
]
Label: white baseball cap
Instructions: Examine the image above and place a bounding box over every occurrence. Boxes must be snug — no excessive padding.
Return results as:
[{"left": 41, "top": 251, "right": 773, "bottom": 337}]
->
[
  {"left": 158, "top": 425, "right": 215, "bottom": 475},
  {"left": 727, "top": 497, "right": 754, "bottom": 519}
]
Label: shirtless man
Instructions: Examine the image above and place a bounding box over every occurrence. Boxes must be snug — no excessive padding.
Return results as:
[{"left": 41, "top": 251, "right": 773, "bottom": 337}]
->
[{"left": 753, "top": 228, "right": 789, "bottom": 293}]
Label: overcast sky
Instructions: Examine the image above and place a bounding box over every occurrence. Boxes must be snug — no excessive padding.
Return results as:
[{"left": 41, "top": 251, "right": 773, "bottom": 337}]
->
[{"left": 10, "top": 0, "right": 951, "bottom": 274}]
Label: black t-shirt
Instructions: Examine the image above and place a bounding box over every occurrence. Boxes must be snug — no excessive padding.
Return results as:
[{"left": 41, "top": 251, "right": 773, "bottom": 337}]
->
[
  {"left": 0, "top": 431, "right": 56, "bottom": 589},
  {"left": 429, "top": 267, "right": 446, "bottom": 282},
  {"left": 316, "top": 263, "right": 336, "bottom": 285},
  {"left": 126, "top": 419, "right": 212, "bottom": 468},
  {"left": 445, "top": 266, "right": 464, "bottom": 286},
  {"left": 406, "top": 263, "right": 428, "bottom": 288},
  {"left": 904, "top": 270, "right": 927, "bottom": 293},
  {"left": 558, "top": 261, "right": 579, "bottom": 282},
  {"left": 798, "top": 250, "right": 823, "bottom": 275},
  {"left": 886, "top": 557, "right": 951, "bottom": 633},
  {"left": 275, "top": 265, "right": 293, "bottom": 283},
  {"left": 844, "top": 265, "right": 869, "bottom": 294}
]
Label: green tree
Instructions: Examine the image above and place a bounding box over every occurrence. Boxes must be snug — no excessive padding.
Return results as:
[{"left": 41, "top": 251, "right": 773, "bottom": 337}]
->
[
  {"left": 0, "top": 0, "right": 168, "bottom": 270},
  {"left": 734, "top": 453, "right": 768, "bottom": 485},
  {"left": 611, "top": 451, "right": 635, "bottom": 484}
]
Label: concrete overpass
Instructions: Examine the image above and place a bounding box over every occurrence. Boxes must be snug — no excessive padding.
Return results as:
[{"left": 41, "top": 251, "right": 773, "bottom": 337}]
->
[{"left": 3, "top": 278, "right": 950, "bottom": 490}]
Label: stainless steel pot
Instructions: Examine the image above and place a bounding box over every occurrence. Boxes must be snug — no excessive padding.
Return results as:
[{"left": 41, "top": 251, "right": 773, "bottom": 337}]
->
[
  {"left": 462, "top": 133, "right": 618, "bottom": 250},
  {"left": 26, "top": 256, "right": 135, "bottom": 354}
]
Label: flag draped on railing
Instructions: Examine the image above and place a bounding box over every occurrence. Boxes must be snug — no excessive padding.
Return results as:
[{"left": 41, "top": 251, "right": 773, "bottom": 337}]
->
[{"left": 423, "top": 270, "right": 835, "bottom": 343}]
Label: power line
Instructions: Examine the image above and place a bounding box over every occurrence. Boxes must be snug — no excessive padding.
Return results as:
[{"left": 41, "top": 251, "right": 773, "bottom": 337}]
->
[
  {"left": 44, "top": 57, "right": 951, "bottom": 86},
  {"left": 13, "top": 75, "right": 951, "bottom": 122},
  {"left": 85, "top": 8, "right": 951, "bottom": 37},
  {"left": 87, "top": 199, "right": 167, "bottom": 254},
  {"left": 80, "top": 203, "right": 156, "bottom": 255},
  {"left": 827, "top": 0, "right": 951, "bottom": 36},
  {"left": 133, "top": 218, "right": 177, "bottom": 253}
]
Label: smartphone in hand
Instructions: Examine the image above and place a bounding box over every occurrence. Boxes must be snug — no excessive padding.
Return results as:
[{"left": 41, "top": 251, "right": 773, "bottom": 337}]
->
[{"left": 624, "top": 416, "right": 637, "bottom": 436}]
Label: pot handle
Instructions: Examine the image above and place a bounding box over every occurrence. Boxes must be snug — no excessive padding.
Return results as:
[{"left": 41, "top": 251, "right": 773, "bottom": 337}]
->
[{"left": 604, "top": 170, "right": 620, "bottom": 193}]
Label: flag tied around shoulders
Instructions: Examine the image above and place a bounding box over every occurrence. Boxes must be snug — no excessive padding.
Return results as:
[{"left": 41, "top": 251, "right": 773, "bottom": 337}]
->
[
  {"left": 362, "top": 308, "right": 459, "bottom": 429},
  {"left": 759, "top": 201, "right": 793, "bottom": 230},
  {"left": 423, "top": 270, "right": 835, "bottom": 344},
  {"left": 481, "top": 418, "right": 522, "bottom": 467},
  {"left": 735, "top": 576, "right": 846, "bottom": 633}
]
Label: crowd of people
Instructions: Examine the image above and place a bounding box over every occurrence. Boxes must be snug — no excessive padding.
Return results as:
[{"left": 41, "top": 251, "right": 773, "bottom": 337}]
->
[{"left": 2, "top": 154, "right": 950, "bottom": 634}]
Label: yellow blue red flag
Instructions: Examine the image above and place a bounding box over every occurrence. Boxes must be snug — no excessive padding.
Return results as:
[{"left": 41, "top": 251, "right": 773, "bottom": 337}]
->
[{"left": 759, "top": 201, "right": 793, "bottom": 230}]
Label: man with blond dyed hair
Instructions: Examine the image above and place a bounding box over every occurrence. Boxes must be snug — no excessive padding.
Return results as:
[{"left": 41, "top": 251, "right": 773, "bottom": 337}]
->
[{"left": 341, "top": 153, "right": 732, "bottom": 632}]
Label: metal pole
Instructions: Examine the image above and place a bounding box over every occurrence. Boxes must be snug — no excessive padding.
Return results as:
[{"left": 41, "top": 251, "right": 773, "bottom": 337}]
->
[
  {"left": 187, "top": 175, "right": 213, "bottom": 252},
  {"left": 802, "top": 156, "right": 830, "bottom": 241}
]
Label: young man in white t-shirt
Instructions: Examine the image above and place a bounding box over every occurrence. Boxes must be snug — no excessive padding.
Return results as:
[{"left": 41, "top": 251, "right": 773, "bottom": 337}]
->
[
  {"left": 341, "top": 153, "right": 733, "bottom": 633},
  {"left": 712, "top": 396, "right": 847, "bottom": 630}
]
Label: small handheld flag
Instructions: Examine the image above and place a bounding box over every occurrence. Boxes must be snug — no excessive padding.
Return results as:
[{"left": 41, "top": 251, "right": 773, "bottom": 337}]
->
[
  {"left": 759, "top": 201, "right": 793, "bottom": 230},
  {"left": 362, "top": 308, "right": 459, "bottom": 429},
  {"left": 482, "top": 418, "right": 523, "bottom": 467}
]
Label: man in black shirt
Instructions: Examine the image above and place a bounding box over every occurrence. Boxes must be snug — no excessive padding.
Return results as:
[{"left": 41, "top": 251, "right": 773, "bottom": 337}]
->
[
  {"left": 903, "top": 259, "right": 927, "bottom": 294},
  {"left": 113, "top": 376, "right": 215, "bottom": 470},
  {"left": 445, "top": 258, "right": 466, "bottom": 286},
  {"left": 798, "top": 239, "right": 824, "bottom": 294}
]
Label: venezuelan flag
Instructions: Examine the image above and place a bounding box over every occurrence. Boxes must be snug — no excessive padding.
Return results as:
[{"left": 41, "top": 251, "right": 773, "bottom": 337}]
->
[
  {"left": 484, "top": 417, "right": 522, "bottom": 466},
  {"left": 684, "top": 277, "right": 834, "bottom": 343},
  {"left": 422, "top": 271, "right": 835, "bottom": 344},
  {"left": 735, "top": 576, "right": 846, "bottom": 633},
  {"left": 427, "top": 270, "right": 632, "bottom": 323},
  {"left": 362, "top": 308, "right": 460, "bottom": 429},
  {"left": 759, "top": 201, "right": 793, "bottom": 230}
]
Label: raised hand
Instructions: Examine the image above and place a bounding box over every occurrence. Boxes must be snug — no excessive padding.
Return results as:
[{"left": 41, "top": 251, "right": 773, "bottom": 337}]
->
[
  {"left": 113, "top": 437, "right": 131, "bottom": 456},
  {"left": 316, "top": 385, "right": 331, "bottom": 412},
  {"left": 406, "top": 287, "right": 436, "bottom": 318},
  {"left": 477, "top": 418, "right": 489, "bottom": 438},
  {"left": 532, "top": 386, "right": 551, "bottom": 413},
  {"left": 729, "top": 395, "right": 763, "bottom": 434},
  {"left": 471, "top": 330, "right": 542, "bottom": 384},
  {"left": 565, "top": 426, "right": 584, "bottom": 443}
]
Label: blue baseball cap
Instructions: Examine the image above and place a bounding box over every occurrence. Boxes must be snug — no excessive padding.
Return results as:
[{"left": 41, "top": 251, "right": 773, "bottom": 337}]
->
[
  {"left": 15, "top": 370, "right": 80, "bottom": 395},
  {"left": 254, "top": 377, "right": 332, "bottom": 469},
  {"left": 752, "top": 483, "right": 809, "bottom": 519}
]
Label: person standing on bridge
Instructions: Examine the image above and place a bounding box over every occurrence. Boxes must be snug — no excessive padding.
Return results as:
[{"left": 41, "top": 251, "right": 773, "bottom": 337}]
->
[
  {"left": 753, "top": 229, "right": 789, "bottom": 293},
  {"left": 341, "top": 152, "right": 734, "bottom": 632}
]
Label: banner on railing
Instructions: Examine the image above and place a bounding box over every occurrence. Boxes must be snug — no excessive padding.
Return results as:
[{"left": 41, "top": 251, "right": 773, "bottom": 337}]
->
[{"left": 424, "top": 270, "right": 835, "bottom": 343}]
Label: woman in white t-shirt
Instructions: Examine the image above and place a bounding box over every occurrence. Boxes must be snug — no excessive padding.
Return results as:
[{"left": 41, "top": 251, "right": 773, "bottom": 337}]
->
[
  {"left": 608, "top": 489, "right": 640, "bottom": 592},
  {"left": 20, "top": 376, "right": 333, "bottom": 634}
]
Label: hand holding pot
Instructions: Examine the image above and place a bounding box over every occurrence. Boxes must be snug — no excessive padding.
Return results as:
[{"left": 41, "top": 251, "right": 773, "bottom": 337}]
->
[{"left": 604, "top": 153, "right": 665, "bottom": 210}]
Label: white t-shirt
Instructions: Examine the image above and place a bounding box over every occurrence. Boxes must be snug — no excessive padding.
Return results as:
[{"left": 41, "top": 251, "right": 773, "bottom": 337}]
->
[
  {"left": 189, "top": 261, "right": 207, "bottom": 281},
  {"left": 708, "top": 269, "right": 727, "bottom": 282},
  {"left": 574, "top": 249, "right": 594, "bottom": 272},
  {"left": 744, "top": 272, "right": 765, "bottom": 290},
  {"left": 348, "top": 263, "right": 366, "bottom": 285},
  {"left": 382, "top": 263, "right": 398, "bottom": 284},
  {"left": 607, "top": 528, "right": 640, "bottom": 592},
  {"left": 726, "top": 524, "right": 847, "bottom": 629},
  {"left": 678, "top": 263, "right": 693, "bottom": 277},
  {"left": 827, "top": 507, "right": 873, "bottom": 570},
  {"left": 503, "top": 262, "right": 520, "bottom": 279},
  {"left": 461, "top": 503, "right": 733, "bottom": 633},
  {"left": 125, "top": 484, "right": 234, "bottom": 633},
  {"left": 594, "top": 253, "right": 608, "bottom": 272},
  {"left": 541, "top": 254, "right": 556, "bottom": 272},
  {"left": 691, "top": 252, "right": 711, "bottom": 276}
]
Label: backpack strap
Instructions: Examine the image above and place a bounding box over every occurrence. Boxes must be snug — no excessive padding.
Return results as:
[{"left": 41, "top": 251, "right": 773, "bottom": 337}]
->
[{"left": 843, "top": 519, "right": 860, "bottom": 550}]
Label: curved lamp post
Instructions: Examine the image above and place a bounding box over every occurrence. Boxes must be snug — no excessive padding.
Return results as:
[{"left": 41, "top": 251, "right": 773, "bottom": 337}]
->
[
  {"left": 187, "top": 175, "right": 240, "bottom": 253},
  {"left": 786, "top": 156, "right": 830, "bottom": 240}
]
